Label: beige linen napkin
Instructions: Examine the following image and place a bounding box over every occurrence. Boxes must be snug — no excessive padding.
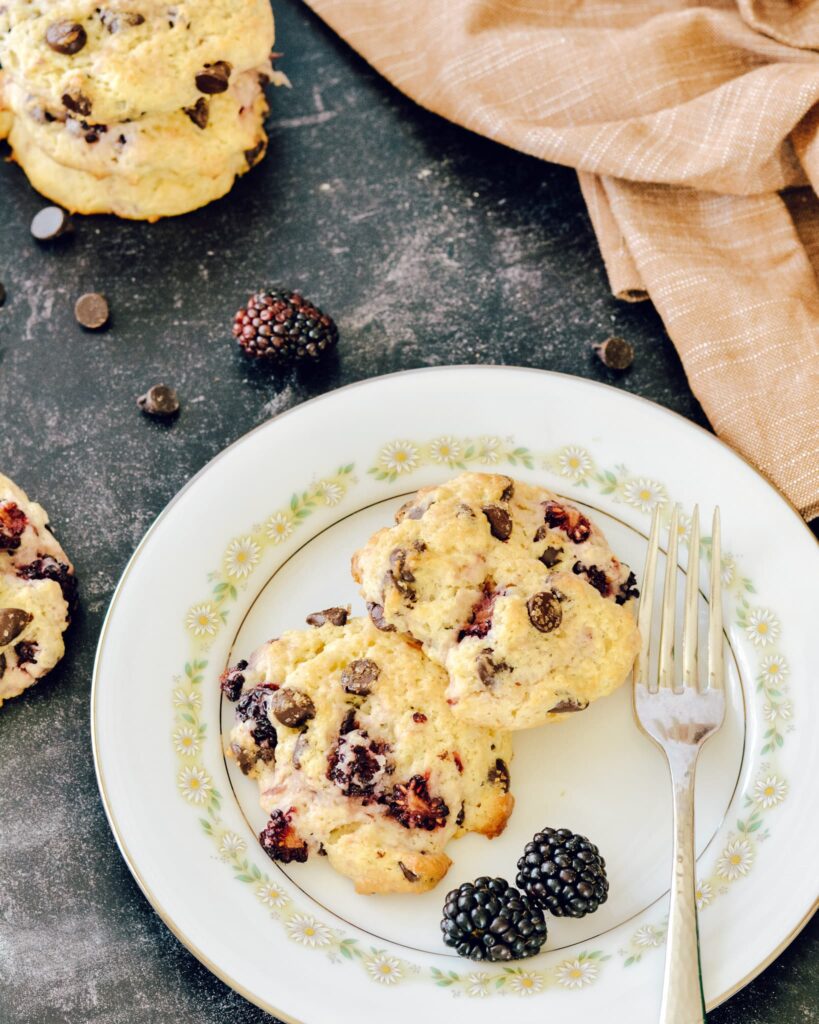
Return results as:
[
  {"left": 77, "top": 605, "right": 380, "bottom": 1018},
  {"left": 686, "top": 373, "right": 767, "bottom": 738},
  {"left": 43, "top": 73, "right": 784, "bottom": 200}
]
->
[{"left": 303, "top": 0, "right": 819, "bottom": 519}]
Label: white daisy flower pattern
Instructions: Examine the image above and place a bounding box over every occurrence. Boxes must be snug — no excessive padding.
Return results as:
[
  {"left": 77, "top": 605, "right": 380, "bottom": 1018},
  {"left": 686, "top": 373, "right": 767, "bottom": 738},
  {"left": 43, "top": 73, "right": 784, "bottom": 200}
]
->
[
  {"left": 759, "top": 655, "right": 789, "bottom": 686},
  {"left": 753, "top": 775, "right": 787, "bottom": 809},
  {"left": 266, "top": 511, "right": 294, "bottom": 544},
  {"left": 763, "top": 701, "right": 792, "bottom": 722},
  {"left": 634, "top": 925, "right": 664, "bottom": 948},
  {"left": 716, "top": 838, "right": 753, "bottom": 881},
  {"left": 316, "top": 480, "right": 344, "bottom": 506},
  {"left": 224, "top": 536, "right": 261, "bottom": 579},
  {"left": 465, "top": 972, "right": 490, "bottom": 998},
  {"left": 177, "top": 765, "right": 212, "bottom": 804},
  {"left": 555, "top": 959, "right": 598, "bottom": 989},
  {"left": 186, "top": 602, "right": 220, "bottom": 637},
  {"left": 557, "top": 445, "right": 592, "bottom": 481},
  {"left": 365, "top": 953, "right": 404, "bottom": 985},
  {"left": 479, "top": 436, "right": 502, "bottom": 464},
  {"left": 695, "top": 881, "right": 714, "bottom": 910},
  {"left": 218, "top": 832, "right": 246, "bottom": 858},
  {"left": 720, "top": 555, "right": 736, "bottom": 586},
  {"left": 257, "top": 882, "right": 290, "bottom": 909},
  {"left": 429, "top": 436, "right": 462, "bottom": 466},
  {"left": 674, "top": 512, "right": 692, "bottom": 542},
  {"left": 509, "top": 971, "right": 544, "bottom": 995},
  {"left": 173, "top": 726, "right": 201, "bottom": 756},
  {"left": 745, "top": 608, "right": 780, "bottom": 647},
  {"left": 623, "top": 478, "right": 666, "bottom": 513},
  {"left": 285, "top": 914, "right": 332, "bottom": 949},
  {"left": 378, "top": 441, "right": 419, "bottom": 475},
  {"left": 172, "top": 688, "right": 202, "bottom": 711}
]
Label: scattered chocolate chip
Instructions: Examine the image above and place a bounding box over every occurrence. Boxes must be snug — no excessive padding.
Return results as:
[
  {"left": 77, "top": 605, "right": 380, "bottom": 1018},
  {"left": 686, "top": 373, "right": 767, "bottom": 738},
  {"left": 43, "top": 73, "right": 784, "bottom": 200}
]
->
[
  {"left": 396, "top": 499, "right": 427, "bottom": 521},
  {"left": 269, "top": 687, "right": 316, "bottom": 728},
  {"left": 230, "top": 742, "right": 256, "bottom": 776},
  {"left": 46, "top": 21, "right": 87, "bottom": 54},
  {"left": 455, "top": 802, "right": 465, "bottom": 827},
  {"left": 499, "top": 478, "right": 514, "bottom": 502},
  {"left": 412, "top": 712, "right": 427, "bottom": 724},
  {"left": 305, "top": 606, "right": 348, "bottom": 628},
  {"left": 30, "top": 205, "right": 72, "bottom": 241},
  {"left": 594, "top": 335, "right": 634, "bottom": 370},
  {"left": 99, "top": 9, "right": 145, "bottom": 32},
  {"left": 245, "top": 141, "right": 265, "bottom": 168},
  {"left": 548, "top": 697, "right": 589, "bottom": 714},
  {"left": 62, "top": 91, "right": 92, "bottom": 116},
  {"left": 456, "top": 502, "right": 475, "bottom": 518},
  {"left": 539, "top": 545, "right": 562, "bottom": 568},
  {"left": 195, "top": 61, "right": 232, "bottom": 94},
  {"left": 476, "top": 649, "right": 511, "bottom": 686},
  {"left": 183, "top": 96, "right": 209, "bottom": 129},
  {"left": 137, "top": 384, "right": 180, "bottom": 418},
  {"left": 292, "top": 731, "right": 309, "bottom": 769},
  {"left": 74, "top": 292, "right": 109, "bottom": 330},
  {"left": 0, "top": 608, "right": 33, "bottom": 647},
  {"left": 339, "top": 708, "right": 357, "bottom": 734},
  {"left": 482, "top": 505, "right": 512, "bottom": 541},
  {"left": 341, "top": 658, "right": 380, "bottom": 697},
  {"left": 398, "top": 861, "right": 419, "bottom": 883},
  {"left": 0, "top": 653, "right": 6, "bottom": 679},
  {"left": 0, "top": 282, "right": 5, "bottom": 307},
  {"left": 367, "top": 602, "right": 395, "bottom": 632},
  {"left": 527, "top": 591, "right": 563, "bottom": 633},
  {"left": 14, "top": 640, "right": 38, "bottom": 666},
  {"left": 487, "top": 758, "right": 511, "bottom": 792}
]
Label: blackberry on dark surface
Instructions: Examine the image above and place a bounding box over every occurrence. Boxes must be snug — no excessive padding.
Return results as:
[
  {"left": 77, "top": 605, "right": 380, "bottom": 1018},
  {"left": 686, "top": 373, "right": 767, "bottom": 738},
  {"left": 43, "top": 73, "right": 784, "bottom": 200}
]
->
[
  {"left": 516, "top": 828, "right": 609, "bottom": 918},
  {"left": 17, "top": 556, "right": 77, "bottom": 608},
  {"left": 441, "top": 877, "right": 547, "bottom": 962},
  {"left": 232, "top": 290, "right": 338, "bottom": 363},
  {"left": 219, "top": 660, "right": 248, "bottom": 701}
]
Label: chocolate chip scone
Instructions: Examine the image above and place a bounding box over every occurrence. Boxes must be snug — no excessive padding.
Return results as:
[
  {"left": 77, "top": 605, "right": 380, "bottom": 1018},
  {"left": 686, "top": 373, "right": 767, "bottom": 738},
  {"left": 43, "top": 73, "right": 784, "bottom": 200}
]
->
[
  {"left": 223, "top": 614, "right": 514, "bottom": 895},
  {"left": 0, "top": 473, "right": 77, "bottom": 706},
  {"left": 351, "top": 473, "right": 640, "bottom": 731}
]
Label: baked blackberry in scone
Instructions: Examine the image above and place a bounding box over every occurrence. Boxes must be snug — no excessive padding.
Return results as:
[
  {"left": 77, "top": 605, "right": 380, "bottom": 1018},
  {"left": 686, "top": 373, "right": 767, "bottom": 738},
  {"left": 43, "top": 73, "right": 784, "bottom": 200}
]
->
[
  {"left": 0, "top": 473, "right": 77, "bottom": 706},
  {"left": 351, "top": 473, "right": 640, "bottom": 731},
  {"left": 223, "top": 615, "right": 514, "bottom": 894}
]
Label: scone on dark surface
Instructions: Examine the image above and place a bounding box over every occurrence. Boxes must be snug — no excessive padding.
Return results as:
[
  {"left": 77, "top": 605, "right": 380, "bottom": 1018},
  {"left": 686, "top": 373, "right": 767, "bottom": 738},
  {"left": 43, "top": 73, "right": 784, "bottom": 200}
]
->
[
  {"left": 352, "top": 472, "right": 640, "bottom": 731},
  {"left": 222, "top": 615, "right": 514, "bottom": 895},
  {"left": 0, "top": 473, "right": 77, "bottom": 706}
]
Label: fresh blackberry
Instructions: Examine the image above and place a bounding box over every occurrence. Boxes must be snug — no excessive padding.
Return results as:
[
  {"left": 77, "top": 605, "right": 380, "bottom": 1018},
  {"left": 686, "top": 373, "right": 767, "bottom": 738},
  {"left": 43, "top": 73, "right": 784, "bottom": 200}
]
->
[
  {"left": 516, "top": 828, "right": 609, "bottom": 918},
  {"left": 441, "top": 877, "right": 547, "bottom": 962},
  {"left": 232, "top": 290, "right": 338, "bottom": 362}
]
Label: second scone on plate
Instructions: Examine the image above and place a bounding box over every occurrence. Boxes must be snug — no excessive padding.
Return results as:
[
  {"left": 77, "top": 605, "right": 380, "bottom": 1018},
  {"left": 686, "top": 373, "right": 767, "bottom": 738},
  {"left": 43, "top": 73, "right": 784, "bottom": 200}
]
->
[
  {"left": 352, "top": 473, "right": 641, "bottom": 730},
  {"left": 223, "top": 615, "right": 514, "bottom": 895}
]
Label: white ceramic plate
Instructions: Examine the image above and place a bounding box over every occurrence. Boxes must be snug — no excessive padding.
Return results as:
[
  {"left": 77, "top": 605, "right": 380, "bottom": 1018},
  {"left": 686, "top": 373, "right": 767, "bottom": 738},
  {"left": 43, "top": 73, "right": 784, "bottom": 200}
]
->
[{"left": 92, "top": 367, "right": 818, "bottom": 1023}]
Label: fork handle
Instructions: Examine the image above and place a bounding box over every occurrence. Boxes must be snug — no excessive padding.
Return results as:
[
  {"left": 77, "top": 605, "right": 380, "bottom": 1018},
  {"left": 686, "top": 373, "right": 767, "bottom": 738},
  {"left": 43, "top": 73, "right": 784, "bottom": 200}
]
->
[{"left": 660, "top": 750, "right": 707, "bottom": 1024}]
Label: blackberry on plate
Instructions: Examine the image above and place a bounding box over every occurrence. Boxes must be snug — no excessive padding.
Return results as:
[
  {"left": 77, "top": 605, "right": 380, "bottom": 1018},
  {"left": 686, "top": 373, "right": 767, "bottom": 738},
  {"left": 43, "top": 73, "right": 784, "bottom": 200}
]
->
[
  {"left": 441, "top": 877, "right": 547, "bottom": 962},
  {"left": 516, "top": 827, "right": 609, "bottom": 918},
  {"left": 232, "top": 290, "right": 338, "bottom": 362}
]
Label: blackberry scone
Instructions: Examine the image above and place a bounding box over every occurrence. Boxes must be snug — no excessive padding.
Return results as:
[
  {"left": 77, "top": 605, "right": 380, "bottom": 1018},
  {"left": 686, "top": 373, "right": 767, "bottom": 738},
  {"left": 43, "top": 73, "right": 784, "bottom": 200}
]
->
[
  {"left": 223, "top": 614, "right": 514, "bottom": 894},
  {"left": 352, "top": 473, "right": 640, "bottom": 731}
]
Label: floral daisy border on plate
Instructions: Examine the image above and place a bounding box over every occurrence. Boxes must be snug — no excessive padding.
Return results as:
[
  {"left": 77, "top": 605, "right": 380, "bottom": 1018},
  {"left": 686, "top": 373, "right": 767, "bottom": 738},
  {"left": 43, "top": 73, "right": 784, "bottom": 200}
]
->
[{"left": 171, "top": 436, "right": 792, "bottom": 997}]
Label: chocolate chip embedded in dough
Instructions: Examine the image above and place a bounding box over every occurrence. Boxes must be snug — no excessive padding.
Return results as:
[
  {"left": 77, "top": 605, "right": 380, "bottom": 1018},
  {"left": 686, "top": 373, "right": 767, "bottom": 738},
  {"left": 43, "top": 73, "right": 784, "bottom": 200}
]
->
[
  {"left": 548, "top": 697, "right": 590, "bottom": 714},
  {"left": 46, "top": 21, "right": 87, "bottom": 54},
  {"left": 0, "top": 609, "right": 33, "bottom": 647},
  {"left": 482, "top": 505, "right": 512, "bottom": 541},
  {"left": 367, "top": 602, "right": 395, "bottom": 632},
  {"left": 183, "top": 97, "right": 209, "bottom": 129},
  {"left": 487, "top": 758, "right": 510, "bottom": 792},
  {"left": 195, "top": 61, "right": 232, "bottom": 94},
  {"left": 539, "top": 545, "right": 562, "bottom": 568},
  {"left": 526, "top": 591, "right": 563, "bottom": 633},
  {"left": 269, "top": 687, "right": 316, "bottom": 728},
  {"left": 398, "top": 861, "right": 419, "bottom": 882},
  {"left": 305, "top": 606, "right": 348, "bottom": 628},
  {"left": 340, "top": 658, "right": 380, "bottom": 697},
  {"left": 62, "top": 91, "right": 92, "bottom": 116}
]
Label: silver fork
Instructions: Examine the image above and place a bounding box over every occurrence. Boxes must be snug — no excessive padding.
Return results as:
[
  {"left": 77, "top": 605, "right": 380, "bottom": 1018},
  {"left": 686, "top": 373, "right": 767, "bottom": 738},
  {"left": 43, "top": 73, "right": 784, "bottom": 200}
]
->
[{"left": 633, "top": 504, "right": 726, "bottom": 1024}]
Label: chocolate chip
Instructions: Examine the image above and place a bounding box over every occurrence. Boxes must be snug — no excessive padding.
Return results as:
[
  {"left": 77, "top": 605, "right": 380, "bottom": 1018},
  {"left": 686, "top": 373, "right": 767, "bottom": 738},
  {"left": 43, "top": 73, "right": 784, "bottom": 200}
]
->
[
  {"left": 30, "top": 206, "right": 72, "bottom": 241},
  {"left": 548, "top": 697, "right": 589, "bottom": 714},
  {"left": 183, "top": 97, "right": 209, "bottom": 129},
  {"left": 341, "top": 658, "right": 380, "bottom": 696},
  {"left": 245, "top": 141, "right": 265, "bottom": 168},
  {"left": 230, "top": 742, "right": 255, "bottom": 776},
  {"left": 195, "top": 61, "right": 232, "bottom": 94},
  {"left": 398, "top": 861, "right": 419, "bottom": 883},
  {"left": 292, "top": 731, "right": 309, "bottom": 769},
  {"left": 0, "top": 652, "right": 6, "bottom": 679},
  {"left": 527, "top": 591, "right": 563, "bottom": 633},
  {"left": 487, "top": 758, "right": 510, "bottom": 792},
  {"left": 339, "top": 708, "right": 357, "bottom": 734},
  {"left": 455, "top": 802, "right": 465, "bottom": 827},
  {"left": 74, "top": 292, "right": 109, "bottom": 330},
  {"left": 62, "top": 91, "right": 92, "bottom": 116},
  {"left": 476, "top": 649, "right": 511, "bottom": 686},
  {"left": 46, "top": 21, "right": 87, "bottom": 54},
  {"left": 482, "top": 505, "right": 512, "bottom": 541},
  {"left": 137, "top": 384, "right": 180, "bottom": 418},
  {"left": 396, "top": 499, "right": 427, "bottom": 521},
  {"left": 456, "top": 502, "right": 475, "bottom": 518},
  {"left": 594, "top": 335, "right": 634, "bottom": 370},
  {"left": 269, "top": 687, "right": 315, "bottom": 728},
  {"left": 539, "top": 545, "right": 562, "bottom": 568},
  {"left": 0, "top": 608, "right": 33, "bottom": 647},
  {"left": 499, "top": 478, "right": 514, "bottom": 502},
  {"left": 0, "top": 282, "right": 6, "bottom": 307},
  {"left": 367, "top": 602, "right": 395, "bottom": 632},
  {"left": 99, "top": 10, "right": 145, "bottom": 32},
  {"left": 389, "top": 548, "right": 415, "bottom": 582},
  {"left": 305, "top": 606, "right": 348, "bottom": 628}
]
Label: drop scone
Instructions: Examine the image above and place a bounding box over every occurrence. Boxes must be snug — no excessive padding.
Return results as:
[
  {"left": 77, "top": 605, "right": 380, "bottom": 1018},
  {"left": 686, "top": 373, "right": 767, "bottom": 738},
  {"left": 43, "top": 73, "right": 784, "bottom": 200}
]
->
[
  {"left": 0, "top": 474, "right": 77, "bottom": 707},
  {"left": 0, "top": 1, "right": 284, "bottom": 219},
  {"left": 352, "top": 473, "right": 640, "bottom": 731},
  {"left": 222, "top": 613, "right": 514, "bottom": 895}
]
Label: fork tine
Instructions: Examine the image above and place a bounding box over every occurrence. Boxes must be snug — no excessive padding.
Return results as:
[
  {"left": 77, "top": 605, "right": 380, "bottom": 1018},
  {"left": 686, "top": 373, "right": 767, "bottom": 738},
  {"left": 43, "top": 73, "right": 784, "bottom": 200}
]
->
[
  {"left": 658, "top": 505, "right": 679, "bottom": 691},
  {"left": 635, "top": 504, "right": 661, "bottom": 693},
  {"left": 708, "top": 507, "right": 724, "bottom": 691},
  {"left": 682, "top": 506, "right": 700, "bottom": 691}
]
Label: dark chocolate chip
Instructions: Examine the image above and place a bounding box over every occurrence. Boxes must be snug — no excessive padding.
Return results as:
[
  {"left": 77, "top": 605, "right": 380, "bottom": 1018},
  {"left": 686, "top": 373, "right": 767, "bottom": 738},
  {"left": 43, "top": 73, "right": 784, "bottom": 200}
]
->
[
  {"left": 137, "top": 384, "right": 180, "bottom": 418},
  {"left": 99, "top": 9, "right": 145, "bottom": 32},
  {"left": 0, "top": 282, "right": 5, "bottom": 307},
  {"left": 14, "top": 640, "right": 38, "bottom": 666},
  {"left": 195, "top": 61, "right": 232, "bottom": 94},
  {"left": 594, "top": 335, "right": 634, "bottom": 370},
  {"left": 456, "top": 502, "right": 475, "bottom": 517},
  {"left": 46, "top": 21, "right": 87, "bottom": 54},
  {"left": 455, "top": 802, "right": 465, "bottom": 827},
  {"left": 527, "top": 591, "right": 563, "bottom": 633},
  {"left": 30, "top": 205, "right": 72, "bottom": 241},
  {"left": 292, "top": 731, "right": 309, "bottom": 769},
  {"left": 398, "top": 861, "right": 419, "bottom": 883},
  {"left": 476, "top": 649, "right": 511, "bottom": 686},
  {"left": 487, "top": 758, "right": 510, "bottom": 792},
  {"left": 499, "top": 478, "right": 514, "bottom": 502},
  {"left": 62, "top": 91, "right": 92, "bottom": 116},
  {"left": 269, "top": 687, "right": 316, "bottom": 728},
  {"left": 183, "top": 97, "right": 209, "bottom": 129},
  {"left": 340, "top": 658, "right": 380, "bottom": 696},
  {"left": 539, "top": 545, "right": 562, "bottom": 568},
  {"left": 367, "top": 602, "right": 395, "bottom": 632},
  {"left": 305, "top": 606, "right": 348, "bottom": 628},
  {"left": 339, "top": 708, "right": 358, "bottom": 734},
  {"left": 245, "top": 141, "right": 265, "bottom": 168},
  {"left": 548, "top": 697, "right": 590, "bottom": 714},
  {"left": 230, "top": 742, "right": 256, "bottom": 776},
  {"left": 482, "top": 505, "right": 512, "bottom": 541},
  {"left": 74, "top": 292, "right": 109, "bottom": 330},
  {"left": 389, "top": 548, "right": 415, "bottom": 582},
  {"left": 0, "top": 652, "right": 6, "bottom": 678},
  {"left": 396, "top": 499, "right": 427, "bottom": 521},
  {"left": 0, "top": 608, "right": 33, "bottom": 647}
]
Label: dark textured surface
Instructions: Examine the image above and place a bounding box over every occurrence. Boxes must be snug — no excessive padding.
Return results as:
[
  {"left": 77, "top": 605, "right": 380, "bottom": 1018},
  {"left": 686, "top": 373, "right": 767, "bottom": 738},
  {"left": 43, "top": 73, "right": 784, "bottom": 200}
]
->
[{"left": 0, "top": 2, "right": 815, "bottom": 1022}]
